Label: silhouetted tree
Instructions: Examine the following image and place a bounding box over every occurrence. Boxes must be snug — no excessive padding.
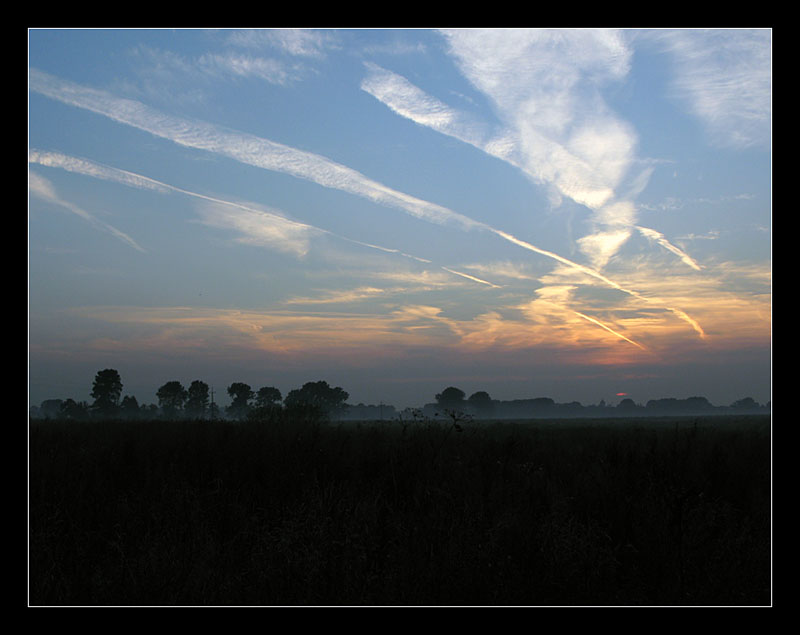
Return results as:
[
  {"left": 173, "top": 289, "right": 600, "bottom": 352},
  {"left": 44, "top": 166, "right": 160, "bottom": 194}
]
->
[
  {"left": 227, "top": 382, "right": 254, "bottom": 420},
  {"left": 468, "top": 390, "right": 494, "bottom": 417},
  {"left": 157, "top": 381, "right": 187, "bottom": 419},
  {"left": 185, "top": 380, "right": 210, "bottom": 419},
  {"left": 120, "top": 395, "right": 140, "bottom": 420},
  {"left": 39, "top": 399, "right": 63, "bottom": 419},
  {"left": 732, "top": 397, "right": 759, "bottom": 410},
  {"left": 141, "top": 403, "right": 159, "bottom": 419},
  {"left": 284, "top": 380, "right": 349, "bottom": 419},
  {"left": 255, "top": 386, "right": 282, "bottom": 408},
  {"left": 60, "top": 398, "right": 89, "bottom": 420},
  {"left": 91, "top": 368, "right": 123, "bottom": 418},
  {"left": 246, "top": 386, "right": 284, "bottom": 422},
  {"left": 435, "top": 386, "right": 466, "bottom": 411}
]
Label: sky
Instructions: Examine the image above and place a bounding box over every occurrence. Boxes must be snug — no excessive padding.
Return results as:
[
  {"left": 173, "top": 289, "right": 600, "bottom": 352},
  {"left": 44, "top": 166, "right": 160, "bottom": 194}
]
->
[{"left": 28, "top": 28, "right": 772, "bottom": 410}]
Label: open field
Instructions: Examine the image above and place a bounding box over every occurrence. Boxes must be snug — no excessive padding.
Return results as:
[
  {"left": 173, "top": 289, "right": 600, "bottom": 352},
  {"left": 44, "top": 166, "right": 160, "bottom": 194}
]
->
[{"left": 29, "top": 414, "right": 771, "bottom": 605}]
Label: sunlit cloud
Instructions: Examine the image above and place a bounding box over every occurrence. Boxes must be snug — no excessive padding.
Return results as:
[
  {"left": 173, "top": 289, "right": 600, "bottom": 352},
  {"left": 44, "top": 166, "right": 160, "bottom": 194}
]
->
[
  {"left": 576, "top": 229, "right": 632, "bottom": 270},
  {"left": 283, "top": 286, "right": 390, "bottom": 305},
  {"left": 42, "top": 249, "right": 766, "bottom": 379},
  {"left": 460, "top": 260, "right": 541, "bottom": 282},
  {"left": 610, "top": 259, "right": 770, "bottom": 347},
  {"left": 194, "top": 199, "right": 314, "bottom": 257},
  {"left": 370, "top": 269, "right": 464, "bottom": 288},
  {"left": 572, "top": 310, "right": 647, "bottom": 350},
  {"left": 51, "top": 301, "right": 636, "bottom": 359}
]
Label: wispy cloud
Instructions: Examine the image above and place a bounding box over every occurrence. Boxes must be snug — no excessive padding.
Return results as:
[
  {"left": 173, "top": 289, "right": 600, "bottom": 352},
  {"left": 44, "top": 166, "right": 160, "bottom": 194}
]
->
[
  {"left": 283, "top": 286, "right": 390, "bottom": 305},
  {"left": 29, "top": 149, "right": 316, "bottom": 257},
  {"left": 438, "top": 28, "right": 638, "bottom": 214},
  {"left": 648, "top": 29, "right": 771, "bottom": 150},
  {"left": 360, "top": 30, "right": 712, "bottom": 339},
  {"left": 227, "top": 29, "right": 337, "bottom": 59},
  {"left": 460, "top": 260, "right": 540, "bottom": 282},
  {"left": 30, "top": 150, "right": 172, "bottom": 194},
  {"left": 28, "top": 149, "right": 500, "bottom": 289},
  {"left": 119, "top": 46, "right": 295, "bottom": 109},
  {"left": 196, "top": 51, "right": 290, "bottom": 84},
  {"left": 29, "top": 69, "right": 484, "bottom": 233},
  {"left": 194, "top": 199, "right": 315, "bottom": 257},
  {"left": 360, "top": 62, "right": 496, "bottom": 157},
  {"left": 26, "top": 72, "right": 605, "bottom": 271},
  {"left": 28, "top": 171, "right": 147, "bottom": 253},
  {"left": 363, "top": 31, "right": 706, "bottom": 276},
  {"left": 30, "top": 68, "right": 706, "bottom": 340}
]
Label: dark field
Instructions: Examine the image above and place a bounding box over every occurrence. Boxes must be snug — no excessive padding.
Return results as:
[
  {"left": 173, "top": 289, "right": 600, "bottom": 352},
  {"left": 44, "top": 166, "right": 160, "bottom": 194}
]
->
[{"left": 29, "top": 414, "right": 771, "bottom": 606}]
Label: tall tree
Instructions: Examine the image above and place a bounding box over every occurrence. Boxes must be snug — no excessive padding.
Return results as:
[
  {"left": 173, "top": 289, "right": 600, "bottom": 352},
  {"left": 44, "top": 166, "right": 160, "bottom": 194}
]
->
[
  {"left": 227, "top": 382, "right": 254, "bottom": 420},
  {"left": 157, "top": 381, "right": 187, "bottom": 419},
  {"left": 91, "top": 369, "right": 123, "bottom": 418},
  {"left": 185, "top": 380, "right": 210, "bottom": 419}
]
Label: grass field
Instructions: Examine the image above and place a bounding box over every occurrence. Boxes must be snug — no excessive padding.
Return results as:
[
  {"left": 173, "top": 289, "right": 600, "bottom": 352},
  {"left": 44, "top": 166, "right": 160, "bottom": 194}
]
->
[{"left": 29, "top": 414, "right": 771, "bottom": 605}]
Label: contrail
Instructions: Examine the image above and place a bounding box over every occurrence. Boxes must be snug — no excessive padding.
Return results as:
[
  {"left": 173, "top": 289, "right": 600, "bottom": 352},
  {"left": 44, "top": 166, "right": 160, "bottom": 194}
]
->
[
  {"left": 636, "top": 225, "right": 702, "bottom": 271},
  {"left": 28, "top": 170, "right": 147, "bottom": 253},
  {"left": 441, "top": 267, "right": 503, "bottom": 288},
  {"left": 493, "top": 227, "right": 707, "bottom": 339},
  {"left": 30, "top": 69, "right": 705, "bottom": 337},
  {"left": 363, "top": 62, "right": 703, "bottom": 273},
  {"left": 573, "top": 311, "right": 647, "bottom": 350},
  {"left": 29, "top": 149, "right": 499, "bottom": 288},
  {"left": 29, "top": 69, "right": 483, "bottom": 232}
]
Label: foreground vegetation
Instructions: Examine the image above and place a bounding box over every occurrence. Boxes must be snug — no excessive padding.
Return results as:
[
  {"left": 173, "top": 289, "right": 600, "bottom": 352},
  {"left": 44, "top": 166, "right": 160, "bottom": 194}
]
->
[{"left": 29, "top": 413, "right": 771, "bottom": 605}]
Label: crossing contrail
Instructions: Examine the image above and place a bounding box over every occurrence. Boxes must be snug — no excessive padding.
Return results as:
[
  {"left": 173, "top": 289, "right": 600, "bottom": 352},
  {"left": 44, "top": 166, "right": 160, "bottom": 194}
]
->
[{"left": 30, "top": 69, "right": 705, "bottom": 338}]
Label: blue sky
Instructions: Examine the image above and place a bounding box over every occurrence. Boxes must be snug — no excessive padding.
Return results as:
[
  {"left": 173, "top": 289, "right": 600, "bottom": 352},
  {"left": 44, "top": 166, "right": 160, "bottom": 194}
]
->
[{"left": 28, "top": 28, "right": 771, "bottom": 410}]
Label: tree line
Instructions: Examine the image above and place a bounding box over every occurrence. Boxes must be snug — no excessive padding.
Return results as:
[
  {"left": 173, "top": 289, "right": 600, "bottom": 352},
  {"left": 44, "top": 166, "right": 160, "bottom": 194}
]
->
[
  {"left": 29, "top": 370, "right": 770, "bottom": 423},
  {"left": 30, "top": 369, "right": 349, "bottom": 422},
  {"left": 420, "top": 386, "right": 770, "bottom": 419}
]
